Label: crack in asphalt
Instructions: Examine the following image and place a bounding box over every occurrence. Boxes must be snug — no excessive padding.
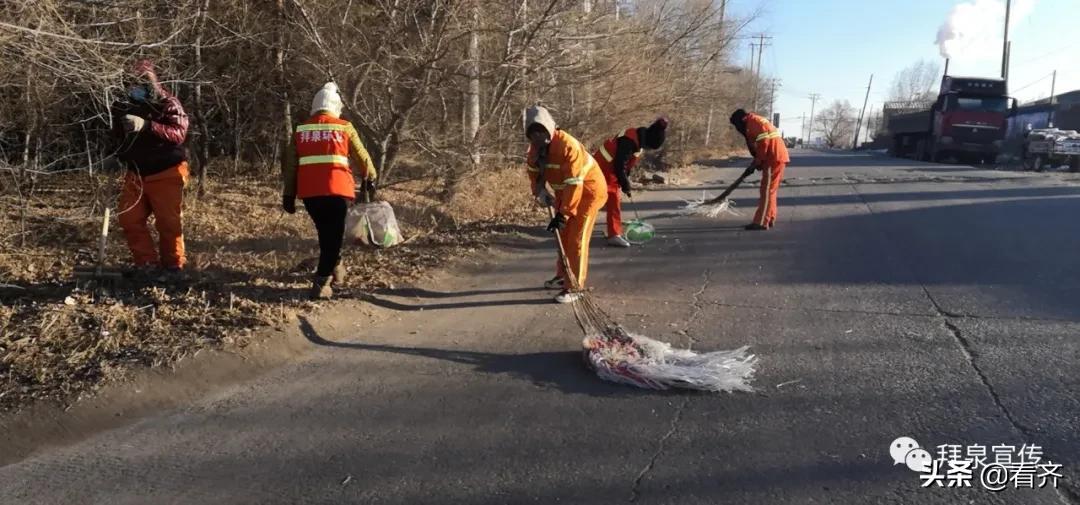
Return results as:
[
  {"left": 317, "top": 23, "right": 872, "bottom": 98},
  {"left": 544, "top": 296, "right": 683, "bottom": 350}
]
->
[
  {"left": 629, "top": 397, "right": 689, "bottom": 503},
  {"left": 849, "top": 180, "right": 1080, "bottom": 504},
  {"left": 681, "top": 269, "right": 712, "bottom": 349},
  {"left": 927, "top": 291, "right": 1080, "bottom": 505}
]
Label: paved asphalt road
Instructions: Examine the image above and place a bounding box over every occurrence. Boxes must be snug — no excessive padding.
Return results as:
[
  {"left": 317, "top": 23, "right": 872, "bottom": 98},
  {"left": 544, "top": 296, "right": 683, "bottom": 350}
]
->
[{"left": 3, "top": 150, "right": 1080, "bottom": 504}]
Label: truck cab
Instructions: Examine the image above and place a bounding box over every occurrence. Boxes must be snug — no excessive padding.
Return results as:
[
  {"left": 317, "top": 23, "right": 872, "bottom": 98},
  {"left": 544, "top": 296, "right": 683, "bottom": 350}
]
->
[{"left": 930, "top": 77, "right": 1015, "bottom": 163}]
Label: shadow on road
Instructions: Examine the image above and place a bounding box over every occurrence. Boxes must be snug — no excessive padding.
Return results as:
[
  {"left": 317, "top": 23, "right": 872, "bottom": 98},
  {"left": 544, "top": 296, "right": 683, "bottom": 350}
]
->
[
  {"left": 358, "top": 292, "right": 552, "bottom": 311},
  {"left": 373, "top": 286, "right": 546, "bottom": 299},
  {"left": 298, "top": 317, "right": 653, "bottom": 397}
]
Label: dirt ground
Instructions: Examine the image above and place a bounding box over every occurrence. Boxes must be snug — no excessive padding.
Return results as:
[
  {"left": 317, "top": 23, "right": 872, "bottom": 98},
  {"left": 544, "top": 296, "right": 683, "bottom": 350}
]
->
[{"left": 0, "top": 165, "right": 539, "bottom": 412}]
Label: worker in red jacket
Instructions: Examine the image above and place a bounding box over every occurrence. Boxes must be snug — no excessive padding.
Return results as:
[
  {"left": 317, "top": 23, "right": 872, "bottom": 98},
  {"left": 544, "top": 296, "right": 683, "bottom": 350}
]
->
[
  {"left": 593, "top": 118, "right": 668, "bottom": 247},
  {"left": 282, "top": 82, "right": 377, "bottom": 299},
  {"left": 110, "top": 59, "right": 190, "bottom": 278},
  {"left": 729, "top": 109, "right": 790, "bottom": 230}
]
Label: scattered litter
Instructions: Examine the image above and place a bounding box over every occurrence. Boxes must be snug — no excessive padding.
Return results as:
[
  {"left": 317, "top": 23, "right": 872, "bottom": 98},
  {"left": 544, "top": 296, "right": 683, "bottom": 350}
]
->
[
  {"left": 775, "top": 379, "right": 802, "bottom": 389},
  {"left": 341, "top": 475, "right": 352, "bottom": 486}
]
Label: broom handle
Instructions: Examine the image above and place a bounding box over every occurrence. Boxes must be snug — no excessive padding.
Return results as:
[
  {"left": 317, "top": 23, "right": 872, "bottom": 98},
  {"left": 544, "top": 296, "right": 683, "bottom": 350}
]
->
[
  {"left": 707, "top": 165, "right": 756, "bottom": 204},
  {"left": 548, "top": 206, "right": 581, "bottom": 291},
  {"left": 96, "top": 208, "right": 110, "bottom": 275}
]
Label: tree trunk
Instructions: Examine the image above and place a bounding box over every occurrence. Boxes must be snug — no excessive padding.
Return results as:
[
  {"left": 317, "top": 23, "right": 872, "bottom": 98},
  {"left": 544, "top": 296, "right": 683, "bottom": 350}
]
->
[
  {"left": 193, "top": 0, "right": 212, "bottom": 197},
  {"left": 466, "top": 2, "right": 481, "bottom": 165},
  {"left": 232, "top": 97, "right": 241, "bottom": 175},
  {"left": 704, "top": 105, "right": 714, "bottom": 146},
  {"left": 275, "top": 0, "right": 292, "bottom": 174}
]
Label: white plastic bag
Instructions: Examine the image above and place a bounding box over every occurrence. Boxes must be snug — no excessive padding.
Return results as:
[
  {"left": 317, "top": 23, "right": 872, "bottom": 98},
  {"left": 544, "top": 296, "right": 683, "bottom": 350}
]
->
[{"left": 345, "top": 201, "right": 403, "bottom": 248}]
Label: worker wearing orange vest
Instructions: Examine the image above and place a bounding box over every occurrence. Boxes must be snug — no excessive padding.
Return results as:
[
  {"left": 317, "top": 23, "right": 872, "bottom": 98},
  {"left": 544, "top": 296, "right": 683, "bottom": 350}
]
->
[
  {"left": 524, "top": 106, "right": 608, "bottom": 304},
  {"left": 730, "top": 109, "right": 790, "bottom": 230},
  {"left": 593, "top": 118, "right": 668, "bottom": 247},
  {"left": 282, "top": 83, "right": 377, "bottom": 299}
]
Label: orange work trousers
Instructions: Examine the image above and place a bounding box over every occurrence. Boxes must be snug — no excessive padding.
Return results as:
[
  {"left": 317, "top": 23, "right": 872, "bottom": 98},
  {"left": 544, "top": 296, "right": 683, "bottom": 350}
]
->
[
  {"left": 602, "top": 170, "right": 623, "bottom": 237},
  {"left": 117, "top": 162, "right": 189, "bottom": 269},
  {"left": 555, "top": 191, "right": 607, "bottom": 289},
  {"left": 752, "top": 163, "right": 785, "bottom": 228}
]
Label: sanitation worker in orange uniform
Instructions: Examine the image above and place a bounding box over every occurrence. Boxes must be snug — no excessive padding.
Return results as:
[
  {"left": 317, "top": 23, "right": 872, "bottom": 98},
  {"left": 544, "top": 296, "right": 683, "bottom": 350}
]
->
[
  {"left": 593, "top": 117, "right": 668, "bottom": 247},
  {"left": 282, "top": 83, "right": 377, "bottom": 299},
  {"left": 524, "top": 106, "right": 608, "bottom": 304},
  {"left": 110, "top": 59, "right": 191, "bottom": 279},
  {"left": 729, "top": 109, "right": 790, "bottom": 230}
]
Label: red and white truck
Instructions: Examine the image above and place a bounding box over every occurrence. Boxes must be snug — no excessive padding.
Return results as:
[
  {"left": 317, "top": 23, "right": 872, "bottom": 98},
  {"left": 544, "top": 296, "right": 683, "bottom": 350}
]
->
[{"left": 885, "top": 76, "right": 1017, "bottom": 164}]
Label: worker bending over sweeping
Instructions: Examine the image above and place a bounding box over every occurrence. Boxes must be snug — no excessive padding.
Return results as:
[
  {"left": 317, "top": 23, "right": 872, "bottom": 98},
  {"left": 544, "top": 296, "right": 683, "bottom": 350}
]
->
[
  {"left": 593, "top": 118, "right": 668, "bottom": 247},
  {"left": 524, "top": 106, "right": 608, "bottom": 304},
  {"left": 282, "top": 82, "right": 377, "bottom": 300},
  {"left": 110, "top": 59, "right": 190, "bottom": 279},
  {"left": 729, "top": 109, "right": 790, "bottom": 230}
]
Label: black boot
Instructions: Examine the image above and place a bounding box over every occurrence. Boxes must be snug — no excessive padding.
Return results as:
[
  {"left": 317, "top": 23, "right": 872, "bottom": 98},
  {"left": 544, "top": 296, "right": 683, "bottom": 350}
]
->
[{"left": 744, "top": 223, "right": 768, "bottom": 231}]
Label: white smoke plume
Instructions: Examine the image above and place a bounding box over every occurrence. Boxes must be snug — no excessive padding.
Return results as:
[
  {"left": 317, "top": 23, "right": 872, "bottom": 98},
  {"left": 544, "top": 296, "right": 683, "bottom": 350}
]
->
[{"left": 935, "top": 0, "right": 1037, "bottom": 60}]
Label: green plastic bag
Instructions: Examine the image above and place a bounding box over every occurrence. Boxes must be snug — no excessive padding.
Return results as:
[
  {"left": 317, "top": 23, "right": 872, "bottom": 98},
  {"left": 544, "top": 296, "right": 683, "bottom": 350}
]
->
[{"left": 624, "top": 220, "right": 655, "bottom": 244}]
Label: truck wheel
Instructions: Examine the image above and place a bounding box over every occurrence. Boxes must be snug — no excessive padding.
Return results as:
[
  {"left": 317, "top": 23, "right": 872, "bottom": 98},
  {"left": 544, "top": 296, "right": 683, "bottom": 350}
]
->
[
  {"left": 930, "top": 146, "right": 944, "bottom": 163},
  {"left": 1033, "top": 155, "right": 1045, "bottom": 172},
  {"left": 915, "top": 140, "right": 928, "bottom": 162}
]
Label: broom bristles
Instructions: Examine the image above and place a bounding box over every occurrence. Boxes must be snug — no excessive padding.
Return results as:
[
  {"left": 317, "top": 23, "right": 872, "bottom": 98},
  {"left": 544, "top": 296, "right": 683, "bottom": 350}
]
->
[
  {"left": 681, "top": 191, "right": 741, "bottom": 218},
  {"left": 573, "top": 292, "right": 757, "bottom": 392}
]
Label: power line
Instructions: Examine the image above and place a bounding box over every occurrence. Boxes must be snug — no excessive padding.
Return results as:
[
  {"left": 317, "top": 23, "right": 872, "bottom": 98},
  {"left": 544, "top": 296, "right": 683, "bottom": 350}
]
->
[{"left": 1011, "top": 72, "right": 1055, "bottom": 94}]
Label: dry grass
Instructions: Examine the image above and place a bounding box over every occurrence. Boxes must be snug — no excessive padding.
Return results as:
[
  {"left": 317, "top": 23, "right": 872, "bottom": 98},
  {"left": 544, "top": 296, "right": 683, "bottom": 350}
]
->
[{"left": 0, "top": 165, "right": 537, "bottom": 412}]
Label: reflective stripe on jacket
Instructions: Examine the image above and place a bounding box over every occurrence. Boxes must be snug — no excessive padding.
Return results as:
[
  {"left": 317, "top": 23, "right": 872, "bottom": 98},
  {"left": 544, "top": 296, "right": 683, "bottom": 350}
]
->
[
  {"left": 744, "top": 112, "right": 790, "bottom": 166},
  {"left": 282, "top": 113, "right": 376, "bottom": 199},
  {"left": 526, "top": 129, "right": 607, "bottom": 218}
]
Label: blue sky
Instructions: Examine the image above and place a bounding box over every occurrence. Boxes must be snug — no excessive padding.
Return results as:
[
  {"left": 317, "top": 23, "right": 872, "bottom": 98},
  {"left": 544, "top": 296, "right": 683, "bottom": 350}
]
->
[{"left": 733, "top": 0, "right": 1080, "bottom": 139}]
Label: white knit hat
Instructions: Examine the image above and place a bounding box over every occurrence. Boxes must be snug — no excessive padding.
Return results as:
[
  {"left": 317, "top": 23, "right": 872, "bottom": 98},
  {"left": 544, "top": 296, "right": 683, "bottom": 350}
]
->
[{"left": 311, "top": 82, "right": 343, "bottom": 117}]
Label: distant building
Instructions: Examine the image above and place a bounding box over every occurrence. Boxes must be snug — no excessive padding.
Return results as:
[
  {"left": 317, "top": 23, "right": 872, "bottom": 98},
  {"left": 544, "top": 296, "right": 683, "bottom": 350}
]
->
[{"left": 1007, "top": 89, "right": 1080, "bottom": 140}]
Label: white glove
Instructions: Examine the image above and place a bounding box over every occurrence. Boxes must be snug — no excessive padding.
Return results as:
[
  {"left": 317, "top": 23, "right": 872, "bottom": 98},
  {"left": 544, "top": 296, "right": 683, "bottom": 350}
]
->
[
  {"left": 535, "top": 189, "right": 555, "bottom": 207},
  {"left": 123, "top": 114, "right": 146, "bottom": 133}
]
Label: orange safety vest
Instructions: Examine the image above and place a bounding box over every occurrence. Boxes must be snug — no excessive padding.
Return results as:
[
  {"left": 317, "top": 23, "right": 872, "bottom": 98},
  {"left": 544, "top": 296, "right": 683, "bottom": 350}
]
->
[
  {"left": 594, "top": 128, "right": 644, "bottom": 175},
  {"left": 527, "top": 129, "right": 607, "bottom": 218},
  {"left": 293, "top": 115, "right": 356, "bottom": 200},
  {"left": 744, "top": 113, "right": 790, "bottom": 167}
]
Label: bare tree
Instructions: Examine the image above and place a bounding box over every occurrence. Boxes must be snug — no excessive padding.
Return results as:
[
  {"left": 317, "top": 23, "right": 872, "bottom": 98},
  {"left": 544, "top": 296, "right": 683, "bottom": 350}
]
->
[
  {"left": 888, "top": 59, "right": 941, "bottom": 106},
  {"left": 0, "top": 0, "right": 765, "bottom": 193},
  {"left": 815, "top": 100, "right": 857, "bottom": 148}
]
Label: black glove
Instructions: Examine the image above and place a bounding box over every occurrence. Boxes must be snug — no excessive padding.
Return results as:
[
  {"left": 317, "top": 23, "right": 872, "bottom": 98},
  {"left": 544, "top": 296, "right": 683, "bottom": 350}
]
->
[
  {"left": 622, "top": 186, "right": 632, "bottom": 198},
  {"left": 547, "top": 213, "right": 566, "bottom": 232},
  {"left": 282, "top": 194, "right": 296, "bottom": 214},
  {"left": 356, "top": 179, "right": 377, "bottom": 203}
]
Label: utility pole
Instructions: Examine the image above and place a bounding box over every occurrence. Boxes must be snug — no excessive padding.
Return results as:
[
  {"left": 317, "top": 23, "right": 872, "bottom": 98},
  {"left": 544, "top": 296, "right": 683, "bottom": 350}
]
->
[
  {"left": 853, "top": 74, "right": 874, "bottom": 150},
  {"left": 1001, "top": 0, "right": 1011, "bottom": 79},
  {"left": 807, "top": 93, "right": 821, "bottom": 144},
  {"left": 751, "top": 34, "right": 772, "bottom": 111},
  {"left": 755, "top": 34, "right": 769, "bottom": 80},
  {"left": 749, "top": 43, "right": 757, "bottom": 75},
  {"left": 767, "top": 79, "right": 781, "bottom": 119},
  {"left": 1049, "top": 69, "right": 1058, "bottom": 127}
]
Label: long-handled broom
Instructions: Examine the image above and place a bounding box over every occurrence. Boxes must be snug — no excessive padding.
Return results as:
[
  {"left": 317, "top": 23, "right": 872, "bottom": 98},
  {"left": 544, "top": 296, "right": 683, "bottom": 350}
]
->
[
  {"left": 546, "top": 206, "right": 757, "bottom": 392},
  {"left": 681, "top": 164, "right": 757, "bottom": 218}
]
